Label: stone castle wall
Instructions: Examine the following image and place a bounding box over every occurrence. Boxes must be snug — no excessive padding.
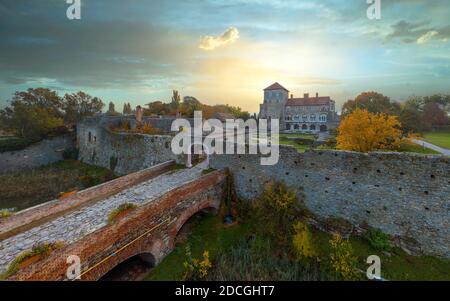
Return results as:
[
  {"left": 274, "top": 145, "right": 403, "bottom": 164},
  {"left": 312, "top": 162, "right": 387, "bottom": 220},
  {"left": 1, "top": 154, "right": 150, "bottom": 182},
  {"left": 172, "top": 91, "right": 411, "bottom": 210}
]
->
[
  {"left": 0, "top": 135, "right": 74, "bottom": 174},
  {"left": 77, "top": 116, "right": 186, "bottom": 175},
  {"left": 209, "top": 146, "right": 450, "bottom": 258}
]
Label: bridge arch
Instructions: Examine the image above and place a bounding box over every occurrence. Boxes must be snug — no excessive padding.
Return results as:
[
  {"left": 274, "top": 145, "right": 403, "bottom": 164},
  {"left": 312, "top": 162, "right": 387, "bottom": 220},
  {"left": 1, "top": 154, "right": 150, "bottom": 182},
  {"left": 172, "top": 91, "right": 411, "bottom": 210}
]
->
[
  {"left": 168, "top": 199, "right": 220, "bottom": 249},
  {"left": 95, "top": 238, "right": 164, "bottom": 281},
  {"left": 98, "top": 252, "right": 156, "bottom": 281}
]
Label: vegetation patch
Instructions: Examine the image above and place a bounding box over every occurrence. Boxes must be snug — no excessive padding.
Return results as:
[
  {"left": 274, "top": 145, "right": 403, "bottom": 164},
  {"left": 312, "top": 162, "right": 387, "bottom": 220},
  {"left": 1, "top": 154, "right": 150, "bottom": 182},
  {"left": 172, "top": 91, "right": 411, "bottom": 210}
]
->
[
  {"left": 107, "top": 203, "right": 138, "bottom": 224},
  {"left": 0, "top": 136, "right": 39, "bottom": 153},
  {"left": 0, "top": 209, "right": 13, "bottom": 219},
  {"left": 0, "top": 160, "right": 116, "bottom": 211},
  {"left": 0, "top": 241, "right": 65, "bottom": 280},
  {"left": 423, "top": 128, "right": 450, "bottom": 149},
  {"left": 364, "top": 228, "right": 392, "bottom": 252},
  {"left": 145, "top": 181, "right": 450, "bottom": 281},
  {"left": 201, "top": 168, "right": 216, "bottom": 175}
]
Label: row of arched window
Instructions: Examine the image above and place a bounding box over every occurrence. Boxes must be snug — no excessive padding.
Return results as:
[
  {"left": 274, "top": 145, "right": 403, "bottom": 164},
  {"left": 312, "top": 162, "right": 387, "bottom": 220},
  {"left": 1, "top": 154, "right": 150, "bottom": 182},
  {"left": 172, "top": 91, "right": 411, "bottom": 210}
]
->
[{"left": 285, "top": 114, "right": 327, "bottom": 122}]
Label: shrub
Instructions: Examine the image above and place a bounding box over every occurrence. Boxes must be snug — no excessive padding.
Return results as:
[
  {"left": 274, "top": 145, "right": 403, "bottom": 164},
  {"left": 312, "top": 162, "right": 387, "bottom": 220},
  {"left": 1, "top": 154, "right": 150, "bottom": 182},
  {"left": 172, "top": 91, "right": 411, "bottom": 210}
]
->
[
  {"left": 0, "top": 241, "right": 64, "bottom": 280},
  {"left": 182, "top": 245, "right": 212, "bottom": 280},
  {"left": 0, "top": 209, "right": 13, "bottom": 219},
  {"left": 365, "top": 228, "right": 392, "bottom": 252},
  {"left": 292, "top": 221, "right": 316, "bottom": 259},
  {"left": 329, "top": 233, "right": 359, "bottom": 280},
  {"left": 107, "top": 203, "right": 138, "bottom": 224},
  {"left": 62, "top": 147, "right": 79, "bottom": 160},
  {"left": 253, "top": 182, "right": 300, "bottom": 243},
  {"left": 0, "top": 137, "right": 38, "bottom": 153},
  {"left": 137, "top": 122, "right": 163, "bottom": 135}
]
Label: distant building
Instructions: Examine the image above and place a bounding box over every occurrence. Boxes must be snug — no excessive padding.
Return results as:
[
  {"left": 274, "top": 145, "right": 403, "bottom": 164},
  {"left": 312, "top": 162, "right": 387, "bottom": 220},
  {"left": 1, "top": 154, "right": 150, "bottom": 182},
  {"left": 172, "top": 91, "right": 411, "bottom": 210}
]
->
[{"left": 258, "top": 82, "right": 339, "bottom": 133}]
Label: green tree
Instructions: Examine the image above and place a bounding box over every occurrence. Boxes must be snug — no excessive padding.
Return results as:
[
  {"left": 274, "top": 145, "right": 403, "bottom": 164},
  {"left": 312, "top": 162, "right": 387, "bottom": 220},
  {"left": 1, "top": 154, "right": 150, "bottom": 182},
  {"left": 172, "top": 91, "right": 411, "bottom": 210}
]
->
[
  {"left": 171, "top": 90, "right": 181, "bottom": 112},
  {"left": 123, "top": 102, "right": 133, "bottom": 114},
  {"left": 0, "top": 88, "right": 65, "bottom": 138},
  {"left": 422, "top": 102, "right": 449, "bottom": 130},
  {"left": 108, "top": 102, "right": 116, "bottom": 114},
  {"left": 342, "top": 92, "right": 400, "bottom": 116},
  {"left": 62, "top": 91, "right": 104, "bottom": 124},
  {"left": 399, "top": 103, "right": 424, "bottom": 133}
]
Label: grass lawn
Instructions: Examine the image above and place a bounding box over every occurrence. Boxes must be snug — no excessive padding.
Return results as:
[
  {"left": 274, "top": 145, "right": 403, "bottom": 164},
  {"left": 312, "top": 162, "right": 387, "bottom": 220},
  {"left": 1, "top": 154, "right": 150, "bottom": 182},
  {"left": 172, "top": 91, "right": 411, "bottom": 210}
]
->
[
  {"left": 398, "top": 142, "right": 440, "bottom": 154},
  {"left": 144, "top": 214, "right": 252, "bottom": 281},
  {"left": 278, "top": 133, "right": 316, "bottom": 140},
  {"left": 0, "top": 160, "right": 116, "bottom": 212},
  {"left": 278, "top": 137, "right": 311, "bottom": 153},
  {"left": 423, "top": 129, "right": 450, "bottom": 149}
]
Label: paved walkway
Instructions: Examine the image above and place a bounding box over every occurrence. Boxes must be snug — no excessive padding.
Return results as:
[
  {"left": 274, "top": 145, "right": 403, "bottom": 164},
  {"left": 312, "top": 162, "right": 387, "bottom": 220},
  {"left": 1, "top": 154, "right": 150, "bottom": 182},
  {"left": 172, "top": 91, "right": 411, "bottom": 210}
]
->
[
  {"left": 410, "top": 139, "right": 450, "bottom": 156},
  {"left": 0, "top": 161, "right": 208, "bottom": 274}
]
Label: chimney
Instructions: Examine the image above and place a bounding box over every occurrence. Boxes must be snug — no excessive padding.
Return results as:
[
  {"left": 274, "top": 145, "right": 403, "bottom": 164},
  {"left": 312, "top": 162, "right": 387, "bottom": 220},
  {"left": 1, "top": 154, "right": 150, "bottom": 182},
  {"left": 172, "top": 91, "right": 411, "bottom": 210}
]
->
[
  {"left": 290, "top": 94, "right": 293, "bottom": 99},
  {"left": 304, "top": 93, "right": 309, "bottom": 99},
  {"left": 316, "top": 92, "right": 319, "bottom": 98}
]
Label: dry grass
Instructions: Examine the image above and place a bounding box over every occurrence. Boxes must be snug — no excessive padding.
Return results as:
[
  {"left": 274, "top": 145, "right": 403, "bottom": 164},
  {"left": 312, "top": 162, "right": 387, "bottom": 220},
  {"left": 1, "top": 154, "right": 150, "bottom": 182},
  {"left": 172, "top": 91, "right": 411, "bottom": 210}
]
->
[{"left": 0, "top": 160, "right": 116, "bottom": 212}]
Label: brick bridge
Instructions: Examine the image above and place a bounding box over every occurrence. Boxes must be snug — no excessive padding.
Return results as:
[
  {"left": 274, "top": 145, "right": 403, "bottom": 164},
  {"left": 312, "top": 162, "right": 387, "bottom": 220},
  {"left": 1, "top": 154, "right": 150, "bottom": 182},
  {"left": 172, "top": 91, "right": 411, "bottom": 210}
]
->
[{"left": 0, "top": 160, "right": 226, "bottom": 280}]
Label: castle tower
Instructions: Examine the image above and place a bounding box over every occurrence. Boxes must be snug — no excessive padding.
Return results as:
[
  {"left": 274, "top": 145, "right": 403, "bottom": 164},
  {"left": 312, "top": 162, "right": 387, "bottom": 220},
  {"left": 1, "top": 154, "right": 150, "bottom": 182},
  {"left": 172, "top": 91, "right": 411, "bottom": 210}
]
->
[{"left": 259, "top": 82, "right": 289, "bottom": 129}]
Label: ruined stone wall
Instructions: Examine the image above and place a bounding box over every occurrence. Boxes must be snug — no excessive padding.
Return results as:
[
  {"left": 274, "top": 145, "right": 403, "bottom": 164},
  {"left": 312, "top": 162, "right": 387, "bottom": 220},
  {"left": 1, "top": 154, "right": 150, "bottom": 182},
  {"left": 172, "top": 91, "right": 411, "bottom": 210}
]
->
[
  {"left": 210, "top": 146, "right": 450, "bottom": 258},
  {"left": 0, "top": 135, "right": 74, "bottom": 174},
  {"left": 77, "top": 117, "right": 180, "bottom": 175}
]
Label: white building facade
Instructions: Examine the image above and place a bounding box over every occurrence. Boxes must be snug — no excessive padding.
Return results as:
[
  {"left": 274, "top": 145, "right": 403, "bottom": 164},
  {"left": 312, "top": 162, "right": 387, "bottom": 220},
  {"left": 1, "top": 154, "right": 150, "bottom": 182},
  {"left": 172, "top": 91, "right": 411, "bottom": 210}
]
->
[{"left": 259, "top": 82, "right": 339, "bottom": 133}]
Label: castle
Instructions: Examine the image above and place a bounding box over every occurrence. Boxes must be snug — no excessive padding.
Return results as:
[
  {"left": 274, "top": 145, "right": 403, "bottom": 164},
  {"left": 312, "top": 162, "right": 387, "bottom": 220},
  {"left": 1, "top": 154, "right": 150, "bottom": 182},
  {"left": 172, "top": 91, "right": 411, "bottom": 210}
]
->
[{"left": 258, "top": 82, "right": 340, "bottom": 132}]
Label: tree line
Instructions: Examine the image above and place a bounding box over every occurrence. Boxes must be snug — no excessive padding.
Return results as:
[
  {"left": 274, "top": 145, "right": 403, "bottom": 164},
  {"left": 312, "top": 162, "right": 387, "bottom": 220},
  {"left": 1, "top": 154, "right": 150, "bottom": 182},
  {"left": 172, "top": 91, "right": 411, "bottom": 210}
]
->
[
  {"left": 342, "top": 92, "right": 450, "bottom": 133},
  {"left": 0, "top": 88, "right": 251, "bottom": 141}
]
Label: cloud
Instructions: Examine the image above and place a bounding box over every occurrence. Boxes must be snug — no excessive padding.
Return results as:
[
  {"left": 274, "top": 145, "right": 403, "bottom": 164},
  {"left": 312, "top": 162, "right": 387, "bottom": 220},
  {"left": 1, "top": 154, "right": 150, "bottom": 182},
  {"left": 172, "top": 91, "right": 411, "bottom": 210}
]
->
[
  {"left": 386, "top": 20, "right": 450, "bottom": 44},
  {"left": 417, "top": 31, "right": 439, "bottom": 44},
  {"left": 199, "top": 27, "right": 239, "bottom": 51}
]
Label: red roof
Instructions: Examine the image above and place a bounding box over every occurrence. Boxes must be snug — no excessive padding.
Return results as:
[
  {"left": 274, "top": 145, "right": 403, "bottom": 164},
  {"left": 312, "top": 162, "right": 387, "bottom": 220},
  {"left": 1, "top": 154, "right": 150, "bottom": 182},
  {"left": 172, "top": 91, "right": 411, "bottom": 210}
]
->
[
  {"left": 286, "top": 96, "right": 331, "bottom": 106},
  {"left": 264, "top": 82, "right": 289, "bottom": 92}
]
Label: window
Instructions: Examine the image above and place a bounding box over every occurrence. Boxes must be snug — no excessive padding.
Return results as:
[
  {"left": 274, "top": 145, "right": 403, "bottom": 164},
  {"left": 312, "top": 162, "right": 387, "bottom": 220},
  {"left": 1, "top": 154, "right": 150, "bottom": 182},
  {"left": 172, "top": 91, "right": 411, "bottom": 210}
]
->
[
  {"left": 310, "top": 114, "right": 316, "bottom": 121},
  {"left": 88, "top": 132, "right": 92, "bottom": 142},
  {"left": 319, "top": 114, "right": 327, "bottom": 122},
  {"left": 302, "top": 115, "right": 308, "bottom": 121}
]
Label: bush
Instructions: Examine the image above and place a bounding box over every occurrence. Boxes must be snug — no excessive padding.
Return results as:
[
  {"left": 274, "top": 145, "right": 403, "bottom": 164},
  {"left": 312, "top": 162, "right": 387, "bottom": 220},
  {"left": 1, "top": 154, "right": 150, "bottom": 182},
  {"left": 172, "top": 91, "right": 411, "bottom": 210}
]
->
[
  {"left": 253, "top": 182, "right": 300, "bottom": 243},
  {"left": 107, "top": 203, "right": 138, "bottom": 224},
  {"left": 0, "top": 209, "right": 13, "bottom": 219},
  {"left": 182, "top": 245, "right": 212, "bottom": 280},
  {"left": 0, "top": 137, "right": 38, "bottom": 153},
  {"left": 62, "top": 147, "right": 79, "bottom": 160},
  {"left": 292, "top": 221, "right": 316, "bottom": 259},
  {"left": 365, "top": 228, "right": 392, "bottom": 252},
  {"left": 0, "top": 241, "right": 64, "bottom": 280},
  {"left": 329, "top": 233, "right": 359, "bottom": 280}
]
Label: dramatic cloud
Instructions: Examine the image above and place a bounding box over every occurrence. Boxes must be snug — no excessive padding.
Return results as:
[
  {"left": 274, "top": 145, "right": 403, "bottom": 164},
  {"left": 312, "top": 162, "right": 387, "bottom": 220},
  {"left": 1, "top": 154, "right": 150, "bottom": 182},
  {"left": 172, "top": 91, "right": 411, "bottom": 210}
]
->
[
  {"left": 1, "top": 1, "right": 450, "bottom": 112},
  {"left": 198, "top": 27, "right": 239, "bottom": 51},
  {"left": 417, "top": 31, "right": 439, "bottom": 44}
]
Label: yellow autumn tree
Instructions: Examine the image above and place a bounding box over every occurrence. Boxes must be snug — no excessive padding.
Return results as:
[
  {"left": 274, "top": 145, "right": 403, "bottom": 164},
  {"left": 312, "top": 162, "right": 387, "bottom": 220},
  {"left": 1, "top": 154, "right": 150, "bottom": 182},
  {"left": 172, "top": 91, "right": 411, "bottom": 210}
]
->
[{"left": 336, "top": 109, "right": 402, "bottom": 152}]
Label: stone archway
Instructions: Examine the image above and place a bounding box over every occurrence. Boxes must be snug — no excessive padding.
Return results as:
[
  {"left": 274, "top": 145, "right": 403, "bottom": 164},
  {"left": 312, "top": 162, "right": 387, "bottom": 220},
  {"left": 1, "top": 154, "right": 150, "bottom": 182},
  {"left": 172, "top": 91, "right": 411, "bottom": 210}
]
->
[
  {"left": 168, "top": 200, "right": 220, "bottom": 249},
  {"left": 98, "top": 252, "right": 157, "bottom": 281},
  {"left": 186, "top": 143, "right": 210, "bottom": 168},
  {"left": 320, "top": 124, "right": 327, "bottom": 132}
]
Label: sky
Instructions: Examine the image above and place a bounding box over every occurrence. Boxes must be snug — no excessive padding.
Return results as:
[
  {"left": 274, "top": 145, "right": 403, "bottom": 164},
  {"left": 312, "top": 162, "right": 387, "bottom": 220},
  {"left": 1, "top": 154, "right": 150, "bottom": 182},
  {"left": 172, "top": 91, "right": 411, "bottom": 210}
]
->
[{"left": 1, "top": 0, "right": 450, "bottom": 113}]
